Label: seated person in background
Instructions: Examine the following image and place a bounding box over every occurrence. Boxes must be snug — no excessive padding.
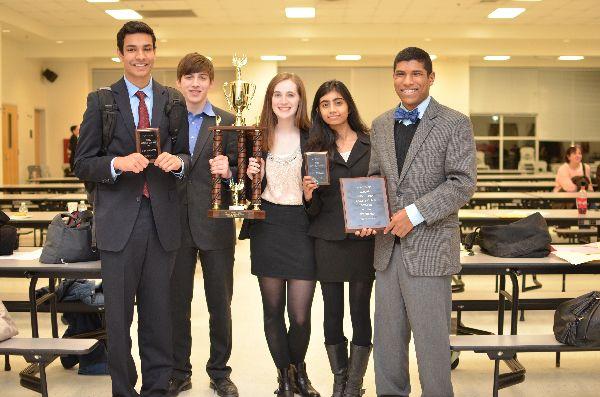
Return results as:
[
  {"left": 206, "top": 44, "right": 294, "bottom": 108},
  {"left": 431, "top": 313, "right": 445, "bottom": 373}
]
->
[{"left": 553, "top": 145, "right": 594, "bottom": 192}]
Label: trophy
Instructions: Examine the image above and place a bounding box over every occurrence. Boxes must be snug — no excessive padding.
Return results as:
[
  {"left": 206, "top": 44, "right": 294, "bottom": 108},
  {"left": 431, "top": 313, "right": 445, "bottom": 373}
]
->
[{"left": 208, "top": 55, "right": 266, "bottom": 219}]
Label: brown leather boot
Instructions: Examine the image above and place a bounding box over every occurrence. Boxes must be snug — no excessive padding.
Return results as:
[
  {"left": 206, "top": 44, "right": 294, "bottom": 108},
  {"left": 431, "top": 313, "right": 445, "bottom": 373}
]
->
[
  {"left": 291, "top": 362, "right": 321, "bottom": 397},
  {"left": 325, "top": 340, "right": 348, "bottom": 397},
  {"left": 275, "top": 367, "right": 294, "bottom": 397},
  {"left": 343, "top": 344, "right": 372, "bottom": 397}
]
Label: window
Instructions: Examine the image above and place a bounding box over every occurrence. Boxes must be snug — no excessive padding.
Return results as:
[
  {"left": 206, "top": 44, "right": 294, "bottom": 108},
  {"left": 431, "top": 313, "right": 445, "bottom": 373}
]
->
[{"left": 470, "top": 114, "right": 536, "bottom": 171}]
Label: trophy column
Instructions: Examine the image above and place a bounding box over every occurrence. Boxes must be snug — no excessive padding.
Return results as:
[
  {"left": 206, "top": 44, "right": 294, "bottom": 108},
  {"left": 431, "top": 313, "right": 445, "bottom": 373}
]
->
[
  {"left": 250, "top": 128, "right": 263, "bottom": 210},
  {"left": 208, "top": 125, "right": 266, "bottom": 219},
  {"left": 210, "top": 127, "right": 223, "bottom": 210}
]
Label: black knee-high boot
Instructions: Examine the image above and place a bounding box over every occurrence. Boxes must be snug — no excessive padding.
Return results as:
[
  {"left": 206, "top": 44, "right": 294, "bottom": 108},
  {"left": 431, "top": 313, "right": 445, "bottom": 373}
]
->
[
  {"left": 343, "top": 344, "right": 371, "bottom": 397},
  {"left": 275, "top": 367, "right": 294, "bottom": 397},
  {"left": 291, "top": 362, "right": 321, "bottom": 397},
  {"left": 325, "top": 340, "right": 348, "bottom": 397}
]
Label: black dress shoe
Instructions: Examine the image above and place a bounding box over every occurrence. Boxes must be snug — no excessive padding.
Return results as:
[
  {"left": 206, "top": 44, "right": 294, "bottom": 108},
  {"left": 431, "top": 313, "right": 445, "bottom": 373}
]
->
[
  {"left": 210, "top": 377, "right": 239, "bottom": 397},
  {"left": 167, "top": 376, "right": 192, "bottom": 397}
]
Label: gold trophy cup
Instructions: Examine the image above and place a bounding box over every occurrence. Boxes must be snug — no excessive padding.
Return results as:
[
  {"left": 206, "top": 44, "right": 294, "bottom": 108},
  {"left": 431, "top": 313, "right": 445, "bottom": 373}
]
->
[{"left": 208, "top": 55, "right": 266, "bottom": 219}]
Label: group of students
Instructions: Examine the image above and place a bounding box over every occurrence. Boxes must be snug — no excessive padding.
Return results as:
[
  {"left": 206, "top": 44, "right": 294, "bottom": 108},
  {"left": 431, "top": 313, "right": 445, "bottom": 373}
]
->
[{"left": 74, "top": 20, "right": 477, "bottom": 397}]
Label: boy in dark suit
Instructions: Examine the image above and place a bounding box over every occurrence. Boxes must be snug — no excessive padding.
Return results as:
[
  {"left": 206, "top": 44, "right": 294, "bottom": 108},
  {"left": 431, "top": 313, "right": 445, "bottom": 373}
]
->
[
  {"left": 167, "top": 53, "right": 238, "bottom": 397},
  {"left": 74, "top": 21, "right": 190, "bottom": 397}
]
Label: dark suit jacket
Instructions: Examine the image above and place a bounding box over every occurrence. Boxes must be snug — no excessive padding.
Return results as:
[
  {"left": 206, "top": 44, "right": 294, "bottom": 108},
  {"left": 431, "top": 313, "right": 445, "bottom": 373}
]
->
[
  {"left": 305, "top": 132, "right": 374, "bottom": 241},
  {"left": 238, "top": 129, "right": 309, "bottom": 240},
  {"left": 69, "top": 134, "right": 78, "bottom": 171},
  {"left": 74, "top": 78, "right": 190, "bottom": 253},
  {"left": 176, "top": 106, "right": 237, "bottom": 250}
]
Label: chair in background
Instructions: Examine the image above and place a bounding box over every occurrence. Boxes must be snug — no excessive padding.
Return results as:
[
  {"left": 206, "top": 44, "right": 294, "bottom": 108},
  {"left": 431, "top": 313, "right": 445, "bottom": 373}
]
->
[
  {"left": 476, "top": 151, "right": 490, "bottom": 170},
  {"left": 27, "top": 165, "right": 42, "bottom": 180},
  {"left": 535, "top": 160, "right": 548, "bottom": 173},
  {"left": 518, "top": 147, "right": 536, "bottom": 173}
]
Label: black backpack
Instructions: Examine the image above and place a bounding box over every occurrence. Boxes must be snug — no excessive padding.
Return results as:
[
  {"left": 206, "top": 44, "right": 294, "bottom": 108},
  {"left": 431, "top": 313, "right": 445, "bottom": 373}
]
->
[
  {"left": 463, "top": 212, "right": 551, "bottom": 257},
  {"left": 83, "top": 86, "right": 187, "bottom": 202},
  {"left": 554, "top": 291, "right": 600, "bottom": 347}
]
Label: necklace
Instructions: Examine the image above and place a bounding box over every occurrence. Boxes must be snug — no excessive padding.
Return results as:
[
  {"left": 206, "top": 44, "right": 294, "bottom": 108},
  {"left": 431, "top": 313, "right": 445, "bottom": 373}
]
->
[{"left": 267, "top": 146, "right": 301, "bottom": 165}]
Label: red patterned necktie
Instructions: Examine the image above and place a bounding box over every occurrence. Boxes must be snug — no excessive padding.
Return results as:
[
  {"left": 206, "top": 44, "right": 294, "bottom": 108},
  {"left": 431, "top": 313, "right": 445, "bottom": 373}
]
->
[{"left": 135, "top": 91, "right": 150, "bottom": 198}]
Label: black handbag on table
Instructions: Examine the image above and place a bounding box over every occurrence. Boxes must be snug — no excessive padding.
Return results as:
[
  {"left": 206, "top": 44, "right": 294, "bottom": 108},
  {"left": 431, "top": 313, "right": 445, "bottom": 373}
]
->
[
  {"left": 40, "top": 210, "right": 99, "bottom": 264},
  {"left": 463, "top": 212, "right": 551, "bottom": 257},
  {"left": 0, "top": 210, "right": 19, "bottom": 256},
  {"left": 554, "top": 291, "right": 600, "bottom": 347}
]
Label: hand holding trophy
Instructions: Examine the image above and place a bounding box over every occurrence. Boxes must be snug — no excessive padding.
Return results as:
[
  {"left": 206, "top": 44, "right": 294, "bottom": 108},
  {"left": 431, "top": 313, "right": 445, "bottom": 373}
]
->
[{"left": 208, "top": 55, "right": 266, "bottom": 219}]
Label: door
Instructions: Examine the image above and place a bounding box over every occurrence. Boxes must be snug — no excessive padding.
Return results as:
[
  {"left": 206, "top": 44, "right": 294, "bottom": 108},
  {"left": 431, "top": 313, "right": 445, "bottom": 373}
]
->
[
  {"left": 34, "top": 109, "right": 44, "bottom": 165},
  {"left": 2, "top": 104, "right": 19, "bottom": 183}
]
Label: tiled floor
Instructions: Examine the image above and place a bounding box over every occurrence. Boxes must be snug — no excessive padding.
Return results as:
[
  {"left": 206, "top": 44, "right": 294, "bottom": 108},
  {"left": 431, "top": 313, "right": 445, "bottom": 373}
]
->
[{"left": 1, "top": 234, "right": 599, "bottom": 396}]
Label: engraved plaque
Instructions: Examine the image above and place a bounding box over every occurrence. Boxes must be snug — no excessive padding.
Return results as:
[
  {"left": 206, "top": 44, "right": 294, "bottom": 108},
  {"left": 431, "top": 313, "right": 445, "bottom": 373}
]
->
[
  {"left": 340, "top": 177, "right": 390, "bottom": 233},
  {"left": 135, "top": 128, "right": 161, "bottom": 162},
  {"left": 305, "top": 151, "right": 330, "bottom": 185}
]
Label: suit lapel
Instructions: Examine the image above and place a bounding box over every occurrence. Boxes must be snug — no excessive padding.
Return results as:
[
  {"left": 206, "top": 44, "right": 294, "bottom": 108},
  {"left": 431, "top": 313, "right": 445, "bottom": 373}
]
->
[
  {"left": 380, "top": 110, "right": 399, "bottom": 185},
  {"left": 111, "top": 79, "right": 136, "bottom": 144},
  {"left": 151, "top": 81, "right": 166, "bottom": 132},
  {"left": 345, "top": 133, "right": 369, "bottom": 168},
  {"left": 397, "top": 98, "right": 439, "bottom": 185},
  {"left": 190, "top": 113, "right": 214, "bottom": 170}
]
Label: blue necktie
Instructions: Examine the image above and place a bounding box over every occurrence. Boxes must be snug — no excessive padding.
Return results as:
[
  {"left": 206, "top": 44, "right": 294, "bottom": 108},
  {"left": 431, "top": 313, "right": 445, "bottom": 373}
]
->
[{"left": 394, "top": 107, "right": 419, "bottom": 123}]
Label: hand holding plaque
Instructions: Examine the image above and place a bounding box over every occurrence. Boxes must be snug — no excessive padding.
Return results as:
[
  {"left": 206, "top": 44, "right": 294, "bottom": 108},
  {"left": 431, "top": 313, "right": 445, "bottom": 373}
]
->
[
  {"left": 340, "top": 177, "right": 390, "bottom": 233},
  {"left": 135, "top": 128, "right": 161, "bottom": 163},
  {"left": 304, "top": 152, "right": 330, "bottom": 186}
]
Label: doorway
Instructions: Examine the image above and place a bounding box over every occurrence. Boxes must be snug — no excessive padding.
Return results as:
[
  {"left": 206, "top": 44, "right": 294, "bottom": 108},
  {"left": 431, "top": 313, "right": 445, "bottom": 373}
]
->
[{"left": 2, "top": 104, "right": 19, "bottom": 183}]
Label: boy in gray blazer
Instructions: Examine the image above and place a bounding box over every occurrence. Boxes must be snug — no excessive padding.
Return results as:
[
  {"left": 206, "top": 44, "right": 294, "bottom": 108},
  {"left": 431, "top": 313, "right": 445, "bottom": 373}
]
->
[{"left": 358, "top": 47, "right": 476, "bottom": 397}]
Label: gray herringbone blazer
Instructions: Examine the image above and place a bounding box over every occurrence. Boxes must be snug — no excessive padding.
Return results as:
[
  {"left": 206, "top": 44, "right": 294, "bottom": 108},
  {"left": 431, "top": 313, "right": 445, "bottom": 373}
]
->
[{"left": 368, "top": 97, "right": 476, "bottom": 276}]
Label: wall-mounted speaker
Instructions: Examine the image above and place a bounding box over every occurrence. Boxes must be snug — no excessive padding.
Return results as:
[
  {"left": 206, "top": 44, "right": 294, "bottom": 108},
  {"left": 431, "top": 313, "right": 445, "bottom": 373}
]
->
[{"left": 42, "top": 68, "right": 58, "bottom": 83}]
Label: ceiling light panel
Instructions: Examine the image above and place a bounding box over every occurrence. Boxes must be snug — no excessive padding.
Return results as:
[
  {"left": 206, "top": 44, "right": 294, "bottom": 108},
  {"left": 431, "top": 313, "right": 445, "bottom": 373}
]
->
[
  {"left": 285, "top": 7, "right": 316, "bottom": 19},
  {"left": 105, "top": 9, "right": 143, "bottom": 20},
  {"left": 488, "top": 8, "right": 526, "bottom": 19}
]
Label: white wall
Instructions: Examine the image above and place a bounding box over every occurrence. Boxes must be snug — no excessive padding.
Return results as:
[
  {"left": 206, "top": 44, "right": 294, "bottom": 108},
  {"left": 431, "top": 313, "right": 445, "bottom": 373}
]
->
[
  {"left": 430, "top": 58, "right": 470, "bottom": 116},
  {"left": 470, "top": 67, "right": 600, "bottom": 141},
  {"left": 281, "top": 58, "right": 470, "bottom": 125},
  {"left": 1, "top": 37, "right": 48, "bottom": 182},
  {"left": 44, "top": 60, "right": 90, "bottom": 177}
]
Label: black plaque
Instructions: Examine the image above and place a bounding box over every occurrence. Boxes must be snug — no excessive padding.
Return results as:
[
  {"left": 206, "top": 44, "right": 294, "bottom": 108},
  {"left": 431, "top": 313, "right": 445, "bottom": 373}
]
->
[
  {"left": 340, "top": 177, "right": 390, "bottom": 233},
  {"left": 135, "top": 128, "right": 161, "bottom": 163},
  {"left": 305, "top": 151, "right": 330, "bottom": 185}
]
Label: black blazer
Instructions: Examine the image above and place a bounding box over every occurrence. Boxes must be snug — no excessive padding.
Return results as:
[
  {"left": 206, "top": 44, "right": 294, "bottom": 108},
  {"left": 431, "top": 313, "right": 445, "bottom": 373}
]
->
[
  {"left": 305, "top": 132, "right": 373, "bottom": 241},
  {"left": 238, "top": 129, "right": 309, "bottom": 240},
  {"left": 176, "top": 106, "right": 237, "bottom": 250},
  {"left": 74, "top": 78, "right": 190, "bottom": 252}
]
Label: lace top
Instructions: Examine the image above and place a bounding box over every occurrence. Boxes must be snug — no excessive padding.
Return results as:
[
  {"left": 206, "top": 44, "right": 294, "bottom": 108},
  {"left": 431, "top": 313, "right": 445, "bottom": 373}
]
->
[{"left": 262, "top": 146, "right": 303, "bottom": 205}]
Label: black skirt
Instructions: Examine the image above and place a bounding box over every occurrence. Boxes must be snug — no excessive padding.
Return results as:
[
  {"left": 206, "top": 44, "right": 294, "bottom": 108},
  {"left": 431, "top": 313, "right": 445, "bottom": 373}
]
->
[
  {"left": 249, "top": 200, "right": 315, "bottom": 280},
  {"left": 315, "top": 238, "right": 375, "bottom": 282}
]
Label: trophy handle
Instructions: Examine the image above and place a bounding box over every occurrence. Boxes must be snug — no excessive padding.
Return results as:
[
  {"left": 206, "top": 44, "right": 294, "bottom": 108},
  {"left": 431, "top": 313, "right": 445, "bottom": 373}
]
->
[
  {"left": 223, "top": 82, "right": 233, "bottom": 110},
  {"left": 247, "top": 83, "right": 257, "bottom": 108}
]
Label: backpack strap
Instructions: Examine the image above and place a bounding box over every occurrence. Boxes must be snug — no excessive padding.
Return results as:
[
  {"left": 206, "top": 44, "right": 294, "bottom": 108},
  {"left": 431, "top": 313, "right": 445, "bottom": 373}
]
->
[
  {"left": 165, "top": 87, "right": 186, "bottom": 146},
  {"left": 96, "top": 87, "right": 118, "bottom": 155}
]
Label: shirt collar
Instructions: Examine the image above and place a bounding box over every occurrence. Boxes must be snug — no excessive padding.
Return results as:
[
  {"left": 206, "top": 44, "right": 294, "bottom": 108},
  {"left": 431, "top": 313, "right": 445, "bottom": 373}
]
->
[
  {"left": 399, "top": 95, "right": 431, "bottom": 120},
  {"left": 123, "top": 75, "right": 153, "bottom": 99},
  {"left": 188, "top": 100, "right": 215, "bottom": 118}
]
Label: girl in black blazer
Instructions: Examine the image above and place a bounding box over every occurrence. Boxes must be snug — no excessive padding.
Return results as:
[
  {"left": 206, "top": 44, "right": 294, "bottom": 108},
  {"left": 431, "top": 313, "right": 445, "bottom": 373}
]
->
[
  {"left": 303, "top": 80, "right": 374, "bottom": 397},
  {"left": 243, "top": 73, "right": 320, "bottom": 397}
]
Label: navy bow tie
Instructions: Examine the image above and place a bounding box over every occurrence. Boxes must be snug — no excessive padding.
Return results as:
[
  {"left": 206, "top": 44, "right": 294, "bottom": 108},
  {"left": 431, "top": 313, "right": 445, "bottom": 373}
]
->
[{"left": 394, "top": 107, "right": 419, "bottom": 123}]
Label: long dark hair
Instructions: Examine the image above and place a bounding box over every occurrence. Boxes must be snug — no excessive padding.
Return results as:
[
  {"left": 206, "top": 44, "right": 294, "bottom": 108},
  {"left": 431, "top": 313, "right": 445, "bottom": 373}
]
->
[{"left": 307, "top": 80, "right": 369, "bottom": 159}]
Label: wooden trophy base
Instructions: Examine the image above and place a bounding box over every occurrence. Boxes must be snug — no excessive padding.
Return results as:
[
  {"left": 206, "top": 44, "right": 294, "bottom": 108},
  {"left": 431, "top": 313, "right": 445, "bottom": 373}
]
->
[{"left": 208, "top": 208, "right": 266, "bottom": 219}]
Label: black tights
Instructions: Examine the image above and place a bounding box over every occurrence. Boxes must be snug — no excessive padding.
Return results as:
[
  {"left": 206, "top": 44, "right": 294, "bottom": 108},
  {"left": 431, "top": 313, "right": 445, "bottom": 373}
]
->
[
  {"left": 258, "top": 276, "right": 316, "bottom": 369},
  {"left": 321, "top": 280, "right": 374, "bottom": 347}
]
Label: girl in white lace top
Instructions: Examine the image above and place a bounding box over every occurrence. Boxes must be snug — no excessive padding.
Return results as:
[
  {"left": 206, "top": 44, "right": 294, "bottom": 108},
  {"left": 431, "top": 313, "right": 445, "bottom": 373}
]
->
[{"left": 243, "top": 73, "right": 320, "bottom": 397}]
